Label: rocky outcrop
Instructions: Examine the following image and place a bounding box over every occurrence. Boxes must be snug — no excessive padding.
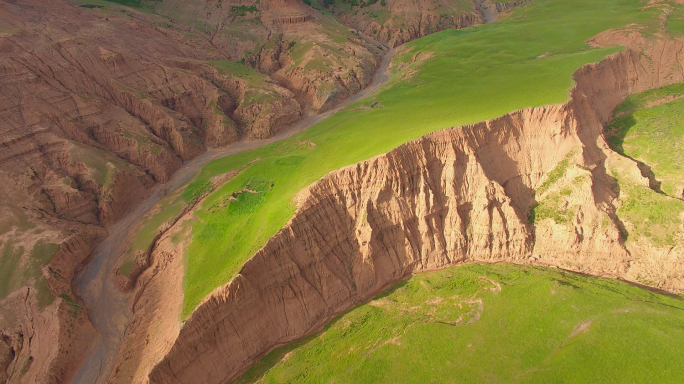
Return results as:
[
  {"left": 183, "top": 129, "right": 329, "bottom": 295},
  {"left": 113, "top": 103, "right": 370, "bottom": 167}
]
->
[
  {"left": 149, "top": 39, "right": 684, "bottom": 383},
  {"left": 271, "top": 13, "right": 313, "bottom": 25},
  {"left": 331, "top": 0, "right": 530, "bottom": 48},
  {"left": 0, "top": 228, "right": 105, "bottom": 384},
  {"left": 269, "top": 56, "right": 378, "bottom": 113},
  {"left": 168, "top": 60, "right": 303, "bottom": 140},
  {"left": 341, "top": 9, "right": 482, "bottom": 47},
  {"left": 148, "top": 0, "right": 383, "bottom": 114}
]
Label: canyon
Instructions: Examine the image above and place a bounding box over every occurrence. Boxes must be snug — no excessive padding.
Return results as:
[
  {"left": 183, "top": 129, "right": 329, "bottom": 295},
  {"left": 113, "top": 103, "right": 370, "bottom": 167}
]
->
[
  {"left": 327, "top": 0, "right": 530, "bottom": 47},
  {"left": 0, "top": 0, "right": 519, "bottom": 381},
  {"left": 148, "top": 38, "right": 684, "bottom": 383},
  {"left": 2, "top": 0, "right": 681, "bottom": 383},
  {"left": 0, "top": 0, "right": 380, "bottom": 381}
]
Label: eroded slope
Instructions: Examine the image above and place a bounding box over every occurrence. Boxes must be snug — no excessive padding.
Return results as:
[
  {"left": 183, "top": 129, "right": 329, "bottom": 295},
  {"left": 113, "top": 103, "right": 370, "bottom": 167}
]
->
[
  {"left": 150, "top": 38, "right": 684, "bottom": 384},
  {"left": 0, "top": 0, "right": 379, "bottom": 381}
]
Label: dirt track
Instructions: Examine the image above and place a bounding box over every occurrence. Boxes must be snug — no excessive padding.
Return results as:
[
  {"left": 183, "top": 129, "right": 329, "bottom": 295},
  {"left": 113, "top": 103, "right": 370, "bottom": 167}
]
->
[{"left": 71, "top": 47, "right": 395, "bottom": 384}]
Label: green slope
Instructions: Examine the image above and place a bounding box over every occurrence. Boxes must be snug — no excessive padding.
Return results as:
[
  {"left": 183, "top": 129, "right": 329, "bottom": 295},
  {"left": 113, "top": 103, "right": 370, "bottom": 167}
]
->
[
  {"left": 173, "top": 0, "right": 667, "bottom": 316},
  {"left": 236, "top": 263, "right": 684, "bottom": 383},
  {"left": 606, "top": 83, "right": 684, "bottom": 251}
]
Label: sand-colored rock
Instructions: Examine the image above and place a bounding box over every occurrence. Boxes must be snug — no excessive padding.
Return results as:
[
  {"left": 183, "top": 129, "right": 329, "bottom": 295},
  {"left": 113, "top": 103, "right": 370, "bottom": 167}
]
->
[
  {"left": 330, "top": 0, "right": 529, "bottom": 47},
  {"left": 147, "top": 0, "right": 383, "bottom": 114},
  {"left": 105, "top": 216, "right": 190, "bottom": 384},
  {"left": 0, "top": 227, "right": 105, "bottom": 384},
  {"left": 149, "top": 39, "right": 684, "bottom": 383},
  {"left": 0, "top": 0, "right": 305, "bottom": 382}
]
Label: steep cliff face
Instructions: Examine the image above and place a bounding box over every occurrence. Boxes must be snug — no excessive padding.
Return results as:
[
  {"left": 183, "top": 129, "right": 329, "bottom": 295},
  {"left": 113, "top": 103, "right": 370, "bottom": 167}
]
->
[
  {"left": 146, "top": 0, "right": 383, "bottom": 114},
  {"left": 149, "top": 39, "right": 684, "bottom": 384},
  {"left": 0, "top": 0, "right": 303, "bottom": 382},
  {"left": 330, "top": 0, "right": 529, "bottom": 47},
  {"left": 335, "top": 0, "right": 482, "bottom": 47}
]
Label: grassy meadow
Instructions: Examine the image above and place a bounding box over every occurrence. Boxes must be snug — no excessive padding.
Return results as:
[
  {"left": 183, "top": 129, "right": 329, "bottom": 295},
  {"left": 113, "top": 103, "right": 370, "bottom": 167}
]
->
[
  {"left": 174, "top": 0, "right": 668, "bottom": 317},
  {"left": 605, "top": 84, "right": 684, "bottom": 249},
  {"left": 236, "top": 263, "right": 684, "bottom": 383}
]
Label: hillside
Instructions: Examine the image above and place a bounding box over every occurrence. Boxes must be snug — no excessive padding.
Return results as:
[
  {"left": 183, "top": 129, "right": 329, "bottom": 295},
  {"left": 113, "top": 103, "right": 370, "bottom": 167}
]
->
[
  {"left": 4, "top": 0, "right": 684, "bottom": 383},
  {"left": 0, "top": 0, "right": 503, "bottom": 382}
]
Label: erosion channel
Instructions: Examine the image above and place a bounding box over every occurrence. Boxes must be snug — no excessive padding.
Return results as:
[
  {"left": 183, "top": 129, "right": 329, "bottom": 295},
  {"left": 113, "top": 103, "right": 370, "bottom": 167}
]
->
[
  {"left": 71, "top": 47, "right": 396, "bottom": 384},
  {"left": 150, "top": 39, "right": 684, "bottom": 384}
]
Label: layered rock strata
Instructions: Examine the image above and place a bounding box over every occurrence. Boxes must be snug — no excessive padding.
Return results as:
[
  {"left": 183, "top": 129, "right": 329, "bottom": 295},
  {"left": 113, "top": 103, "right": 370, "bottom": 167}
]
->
[
  {"left": 149, "top": 39, "right": 684, "bottom": 383},
  {"left": 0, "top": 0, "right": 301, "bottom": 381},
  {"left": 332, "top": 0, "right": 530, "bottom": 47},
  {"left": 146, "top": 0, "right": 383, "bottom": 114}
]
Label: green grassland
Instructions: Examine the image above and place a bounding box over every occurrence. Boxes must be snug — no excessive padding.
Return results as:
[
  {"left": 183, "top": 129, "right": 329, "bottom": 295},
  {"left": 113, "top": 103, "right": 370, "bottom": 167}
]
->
[
  {"left": 607, "top": 84, "right": 684, "bottom": 197},
  {"left": 173, "top": 0, "right": 669, "bottom": 318},
  {"left": 0, "top": 240, "right": 59, "bottom": 308},
  {"left": 605, "top": 84, "right": 684, "bottom": 248},
  {"left": 236, "top": 263, "right": 684, "bottom": 383}
]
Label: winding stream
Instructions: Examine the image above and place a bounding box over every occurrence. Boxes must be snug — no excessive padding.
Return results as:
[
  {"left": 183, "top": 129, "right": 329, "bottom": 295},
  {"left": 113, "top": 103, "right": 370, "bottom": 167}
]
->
[{"left": 71, "top": 47, "right": 396, "bottom": 384}]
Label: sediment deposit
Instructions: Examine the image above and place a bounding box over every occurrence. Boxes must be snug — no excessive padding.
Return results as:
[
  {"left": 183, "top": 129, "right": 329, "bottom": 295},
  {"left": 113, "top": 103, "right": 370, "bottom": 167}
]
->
[{"left": 149, "top": 38, "right": 684, "bottom": 383}]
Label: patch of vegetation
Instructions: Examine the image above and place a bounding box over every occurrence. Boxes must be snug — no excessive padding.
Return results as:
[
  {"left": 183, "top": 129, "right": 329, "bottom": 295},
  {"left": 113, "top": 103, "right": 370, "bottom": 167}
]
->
[
  {"left": 612, "top": 82, "right": 684, "bottom": 117},
  {"left": 68, "top": 143, "right": 121, "bottom": 186},
  {"left": 59, "top": 293, "right": 82, "bottom": 309},
  {"left": 615, "top": 178, "right": 684, "bottom": 246},
  {"left": 0, "top": 240, "right": 58, "bottom": 307},
  {"left": 117, "top": 196, "right": 187, "bottom": 277},
  {"left": 667, "top": 5, "right": 684, "bottom": 36},
  {"left": 119, "top": 260, "right": 137, "bottom": 277},
  {"left": 536, "top": 151, "right": 574, "bottom": 196},
  {"left": 530, "top": 194, "right": 574, "bottom": 225},
  {"left": 236, "top": 263, "right": 684, "bottom": 383},
  {"left": 210, "top": 60, "right": 269, "bottom": 87},
  {"left": 529, "top": 151, "right": 579, "bottom": 225},
  {"left": 230, "top": 4, "right": 258, "bottom": 17},
  {"left": 0, "top": 241, "right": 24, "bottom": 300},
  {"left": 173, "top": 0, "right": 671, "bottom": 315},
  {"left": 303, "top": 53, "right": 334, "bottom": 73},
  {"left": 210, "top": 60, "right": 283, "bottom": 108},
  {"left": 605, "top": 84, "right": 684, "bottom": 247},
  {"left": 107, "top": 0, "right": 141, "bottom": 6},
  {"left": 607, "top": 86, "right": 684, "bottom": 197}
]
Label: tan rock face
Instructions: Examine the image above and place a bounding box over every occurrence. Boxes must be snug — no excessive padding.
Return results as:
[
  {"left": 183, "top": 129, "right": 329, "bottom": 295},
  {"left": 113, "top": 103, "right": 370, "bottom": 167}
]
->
[
  {"left": 330, "top": 0, "right": 529, "bottom": 47},
  {"left": 0, "top": 0, "right": 303, "bottom": 382},
  {"left": 147, "top": 0, "right": 384, "bottom": 114},
  {"left": 149, "top": 40, "right": 684, "bottom": 384},
  {"left": 0, "top": 227, "right": 105, "bottom": 384}
]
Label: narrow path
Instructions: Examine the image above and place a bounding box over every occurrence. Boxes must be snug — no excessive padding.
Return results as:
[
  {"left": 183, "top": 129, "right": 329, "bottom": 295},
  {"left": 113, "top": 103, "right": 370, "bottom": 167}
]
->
[{"left": 71, "top": 47, "right": 396, "bottom": 384}]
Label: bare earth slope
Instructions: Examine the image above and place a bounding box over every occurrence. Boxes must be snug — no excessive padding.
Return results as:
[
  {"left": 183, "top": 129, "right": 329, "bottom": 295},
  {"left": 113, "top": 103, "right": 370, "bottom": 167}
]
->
[
  {"left": 70, "top": 48, "right": 395, "bottom": 384},
  {"left": 149, "top": 39, "right": 684, "bottom": 384},
  {"left": 0, "top": 0, "right": 516, "bottom": 379},
  {"left": 142, "top": 0, "right": 384, "bottom": 113},
  {"left": 0, "top": 0, "right": 382, "bottom": 382},
  {"left": 327, "top": 0, "right": 528, "bottom": 46}
]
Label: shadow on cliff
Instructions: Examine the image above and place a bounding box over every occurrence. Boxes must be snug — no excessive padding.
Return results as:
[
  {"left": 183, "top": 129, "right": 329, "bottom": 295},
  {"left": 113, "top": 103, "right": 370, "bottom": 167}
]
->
[
  {"left": 238, "top": 279, "right": 410, "bottom": 382},
  {"left": 604, "top": 113, "right": 665, "bottom": 195}
]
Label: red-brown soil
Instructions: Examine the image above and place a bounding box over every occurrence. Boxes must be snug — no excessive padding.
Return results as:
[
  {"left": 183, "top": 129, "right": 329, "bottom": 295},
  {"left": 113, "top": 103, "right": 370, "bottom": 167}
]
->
[{"left": 149, "top": 38, "right": 684, "bottom": 384}]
